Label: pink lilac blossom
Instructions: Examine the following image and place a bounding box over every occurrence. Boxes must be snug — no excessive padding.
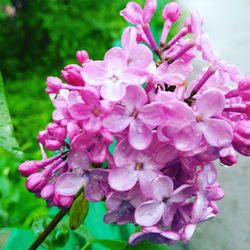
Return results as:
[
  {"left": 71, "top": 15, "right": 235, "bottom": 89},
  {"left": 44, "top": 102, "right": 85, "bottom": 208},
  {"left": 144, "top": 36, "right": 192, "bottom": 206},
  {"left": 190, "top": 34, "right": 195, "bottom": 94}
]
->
[{"left": 19, "top": 0, "right": 250, "bottom": 246}]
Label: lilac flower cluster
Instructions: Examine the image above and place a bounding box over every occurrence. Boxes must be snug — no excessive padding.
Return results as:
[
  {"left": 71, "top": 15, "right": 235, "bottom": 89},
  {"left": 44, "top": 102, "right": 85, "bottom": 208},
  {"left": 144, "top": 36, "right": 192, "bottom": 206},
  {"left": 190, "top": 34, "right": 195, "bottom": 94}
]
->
[{"left": 19, "top": 0, "right": 250, "bottom": 245}]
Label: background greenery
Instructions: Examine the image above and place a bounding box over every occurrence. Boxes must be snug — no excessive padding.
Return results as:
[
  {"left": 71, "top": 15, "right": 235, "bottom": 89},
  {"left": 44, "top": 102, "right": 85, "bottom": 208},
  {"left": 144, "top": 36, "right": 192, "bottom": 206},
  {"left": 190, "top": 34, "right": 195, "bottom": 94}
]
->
[{"left": 0, "top": 0, "right": 176, "bottom": 249}]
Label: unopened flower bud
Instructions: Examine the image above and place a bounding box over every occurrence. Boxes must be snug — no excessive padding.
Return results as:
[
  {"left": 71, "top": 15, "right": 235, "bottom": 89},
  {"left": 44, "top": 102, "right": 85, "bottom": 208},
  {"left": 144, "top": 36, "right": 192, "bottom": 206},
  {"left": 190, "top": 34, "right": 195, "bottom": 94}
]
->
[
  {"left": 54, "top": 193, "right": 74, "bottom": 208},
  {"left": 47, "top": 123, "right": 58, "bottom": 133},
  {"left": 76, "top": 50, "right": 89, "bottom": 64},
  {"left": 45, "top": 77, "right": 62, "bottom": 94},
  {"left": 208, "top": 185, "right": 225, "bottom": 201},
  {"left": 26, "top": 173, "right": 45, "bottom": 192},
  {"left": 162, "top": 3, "right": 180, "bottom": 23},
  {"left": 233, "top": 121, "right": 250, "bottom": 156},
  {"left": 54, "top": 127, "right": 67, "bottom": 142},
  {"left": 45, "top": 139, "right": 64, "bottom": 151},
  {"left": 18, "top": 161, "right": 38, "bottom": 177},
  {"left": 41, "top": 184, "right": 55, "bottom": 199},
  {"left": 209, "top": 201, "right": 219, "bottom": 214},
  {"left": 220, "top": 155, "right": 237, "bottom": 167},
  {"left": 37, "top": 130, "right": 49, "bottom": 145},
  {"left": 61, "top": 64, "right": 84, "bottom": 86}
]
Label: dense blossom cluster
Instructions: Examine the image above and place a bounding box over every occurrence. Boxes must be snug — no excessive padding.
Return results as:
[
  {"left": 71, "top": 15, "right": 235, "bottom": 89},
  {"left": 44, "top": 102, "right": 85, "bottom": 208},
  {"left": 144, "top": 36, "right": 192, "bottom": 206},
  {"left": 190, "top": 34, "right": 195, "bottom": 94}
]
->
[{"left": 19, "top": 0, "right": 250, "bottom": 245}]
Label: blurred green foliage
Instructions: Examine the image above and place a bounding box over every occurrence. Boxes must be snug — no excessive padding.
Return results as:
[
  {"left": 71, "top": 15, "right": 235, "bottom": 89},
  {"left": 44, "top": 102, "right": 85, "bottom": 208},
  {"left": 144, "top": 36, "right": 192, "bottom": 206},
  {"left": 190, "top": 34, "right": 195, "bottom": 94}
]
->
[{"left": 0, "top": 0, "right": 177, "bottom": 249}]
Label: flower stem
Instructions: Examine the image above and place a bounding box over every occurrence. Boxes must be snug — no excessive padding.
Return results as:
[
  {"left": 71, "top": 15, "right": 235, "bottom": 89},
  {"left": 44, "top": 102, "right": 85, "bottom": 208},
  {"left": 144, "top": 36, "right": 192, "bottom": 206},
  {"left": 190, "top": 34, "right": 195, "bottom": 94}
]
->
[{"left": 29, "top": 208, "right": 69, "bottom": 250}]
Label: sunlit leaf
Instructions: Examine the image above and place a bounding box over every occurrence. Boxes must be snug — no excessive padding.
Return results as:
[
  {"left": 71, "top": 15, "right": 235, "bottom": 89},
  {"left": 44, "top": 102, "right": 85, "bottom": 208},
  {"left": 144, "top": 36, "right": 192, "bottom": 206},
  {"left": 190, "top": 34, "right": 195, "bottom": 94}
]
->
[
  {"left": 0, "top": 73, "right": 23, "bottom": 157},
  {"left": 69, "top": 193, "right": 89, "bottom": 230}
]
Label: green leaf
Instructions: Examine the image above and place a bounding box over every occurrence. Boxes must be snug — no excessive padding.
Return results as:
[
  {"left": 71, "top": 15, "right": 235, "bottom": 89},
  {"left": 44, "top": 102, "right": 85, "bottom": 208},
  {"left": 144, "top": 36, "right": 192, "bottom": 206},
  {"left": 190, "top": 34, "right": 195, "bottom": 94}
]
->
[
  {"left": 69, "top": 193, "right": 89, "bottom": 230},
  {"left": 125, "top": 241, "right": 170, "bottom": 250},
  {"left": 0, "top": 73, "right": 23, "bottom": 157},
  {"left": 81, "top": 239, "right": 127, "bottom": 250}
]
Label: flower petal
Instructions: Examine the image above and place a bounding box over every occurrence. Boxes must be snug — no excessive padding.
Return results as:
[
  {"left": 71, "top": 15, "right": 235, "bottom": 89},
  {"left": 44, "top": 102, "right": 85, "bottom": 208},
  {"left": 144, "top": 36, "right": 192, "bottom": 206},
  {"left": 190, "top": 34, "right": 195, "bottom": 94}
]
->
[
  {"left": 83, "top": 116, "right": 102, "bottom": 132},
  {"left": 104, "top": 47, "right": 127, "bottom": 73},
  {"left": 108, "top": 165, "right": 138, "bottom": 191},
  {"left": 152, "top": 176, "right": 174, "bottom": 200},
  {"left": 156, "top": 100, "right": 195, "bottom": 128},
  {"left": 162, "top": 205, "right": 176, "bottom": 226},
  {"left": 138, "top": 169, "right": 160, "bottom": 198},
  {"left": 143, "top": 0, "right": 157, "bottom": 23},
  {"left": 103, "top": 105, "right": 132, "bottom": 132},
  {"left": 139, "top": 102, "right": 168, "bottom": 127},
  {"left": 100, "top": 82, "right": 126, "bottom": 102},
  {"left": 129, "top": 232, "right": 148, "bottom": 246},
  {"left": 128, "top": 44, "right": 153, "bottom": 69},
  {"left": 68, "top": 103, "right": 91, "bottom": 120},
  {"left": 81, "top": 61, "right": 106, "bottom": 86},
  {"left": 120, "top": 2, "right": 143, "bottom": 25},
  {"left": 55, "top": 173, "right": 84, "bottom": 196},
  {"left": 121, "top": 85, "right": 147, "bottom": 112},
  {"left": 114, "top": 137, "right": 137, "bottom": 167},
  {"left": 122, "top": 27, "right": 137, "bottom": 54},
  {"left": 153, "top": 144, "right": 178, "bottom": 165},
  {"left": 173, "top": 124, "right": 202, "bottom": 151},
  {"left": 68, "top": 150, "right": 90, "bottom": 171},
  {"left": 121, "top": 68, "right": 148, "bottom": 85},
  {"left": 85, "top": 171, "right": 108, "bottom": 202},
  {"left": 202, "top": 118, "right": 233, "bottom": 147},
  {"left": 196, "top": 88, "right": 225, "bottom": 118},
  {"left": 135, "top": 200, "right": 164, "bottom": 226},
  {"left": 129, "top": 119, "right": 153, "bottom": 150},
  {"left": 169, "top": 185, "right": 194, "bottom": 203}
]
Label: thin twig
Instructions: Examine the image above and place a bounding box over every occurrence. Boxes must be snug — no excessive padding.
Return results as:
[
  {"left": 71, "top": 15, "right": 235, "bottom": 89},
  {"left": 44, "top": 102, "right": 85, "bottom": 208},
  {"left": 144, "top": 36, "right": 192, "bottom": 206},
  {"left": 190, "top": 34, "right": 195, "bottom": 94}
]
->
[{"left": 29, "top": 208, "right": 69, "bottom": 250}]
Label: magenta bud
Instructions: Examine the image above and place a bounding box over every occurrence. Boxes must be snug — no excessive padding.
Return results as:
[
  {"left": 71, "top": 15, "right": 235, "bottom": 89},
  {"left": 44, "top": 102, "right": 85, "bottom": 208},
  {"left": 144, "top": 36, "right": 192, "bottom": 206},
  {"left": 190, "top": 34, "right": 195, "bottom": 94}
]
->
[
  {"left": 61, "top": 64, "right": 84, "bottom": 86},
  {"left": 45, "top": 77, "right": 62, "bottom": 94},
  {"left": 246, "top": 103, "right": 250, "bottom": 117},
  {"left": 238, "top": 76, "right": 250, "bottom": 91},
  {"left": 54, "top": 127, "right": 67, "bottom": 142},
  {"left": 45, "top": 139, "right": 63, "bottom": 151},
  {"left": 37, "top": 130, "right": 49, "bottom": 145},
  {"left": 76, "top": 50, "right": 89, "bottom": 64},
  {"left": 162, "top": 2, "right": 180, "bottom": 23},
  {"left": 233, "top": 121, "right": 250, "bottom": 156},
  {"left": 18, "top": 161, "right": 38, "bottom": 177},
  {"left": 26, "top": 173, "right": 45, "bottom": 192},
  {"left": 47, "top": 123, "right": 58, "bottom": 133},
  {"left": 54, "top": 193, "right": 74, "bottom": 208},
  {"left": 220, "top": 155, "right": 237, "bottom": 167},
  {"left": 184, "top": 17, "right": 192, "bottom": 32},
  {"left": 238, "top": 77, "right": 250, "bottom": 101},
  {"left": 41, "top": 183, "right": 55, "bottom": 199},
  {"left": 210, "top": 201, "right": 219, "bottom": 214}
]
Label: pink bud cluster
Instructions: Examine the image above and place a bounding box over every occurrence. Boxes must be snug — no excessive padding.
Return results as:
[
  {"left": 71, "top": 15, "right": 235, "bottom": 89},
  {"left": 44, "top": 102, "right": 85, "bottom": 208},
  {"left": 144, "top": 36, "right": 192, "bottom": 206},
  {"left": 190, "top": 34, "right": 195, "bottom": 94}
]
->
[{"left": 19, "top": 0, "right": 250, "bottom": 245}]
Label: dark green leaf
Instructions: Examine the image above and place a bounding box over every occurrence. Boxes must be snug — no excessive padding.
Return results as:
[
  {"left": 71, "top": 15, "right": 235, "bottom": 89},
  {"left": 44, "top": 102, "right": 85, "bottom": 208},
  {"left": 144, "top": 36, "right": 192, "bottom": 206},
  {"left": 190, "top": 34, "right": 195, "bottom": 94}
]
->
[
  {"left": 0, "top": 73, "right": 23, "bottom": 157},
  {"left": 125, "top": 241, "right": 170, "bottom": 250},
  {"left": 69, "top": 193, "right": 89, "bottom": 230}
]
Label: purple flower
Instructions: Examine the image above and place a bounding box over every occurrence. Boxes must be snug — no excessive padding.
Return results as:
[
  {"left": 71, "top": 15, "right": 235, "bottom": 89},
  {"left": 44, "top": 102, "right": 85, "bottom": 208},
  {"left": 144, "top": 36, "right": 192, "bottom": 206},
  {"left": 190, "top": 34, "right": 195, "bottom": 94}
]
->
[
  {"left": 103, "top": 85, "right": 168, "bottom": 150},
  {"left": 108, "top": 150, "right": 163, "bottom": 197},
  {"left": 82, "top": 47, "right": 150, "bottom": 102},
  {"left": 135, "top": 176, "right": 194, "bottom": 227},
  {"left": 68, "top": 86, "right": 111, "bottom": 132},
  {"left": 129, "top": 226, "right": 180, "bottom": 245},
  {"left": 104, "top": 186, "right": 144, "bottom": 224}
]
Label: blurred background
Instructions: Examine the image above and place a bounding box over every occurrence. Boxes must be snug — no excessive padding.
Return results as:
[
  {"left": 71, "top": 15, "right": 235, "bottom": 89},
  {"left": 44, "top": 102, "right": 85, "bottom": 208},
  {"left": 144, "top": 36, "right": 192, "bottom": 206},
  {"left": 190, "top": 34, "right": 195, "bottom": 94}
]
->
[{"left": 1, "top": 0, "right": 250, "bottom": 249}]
